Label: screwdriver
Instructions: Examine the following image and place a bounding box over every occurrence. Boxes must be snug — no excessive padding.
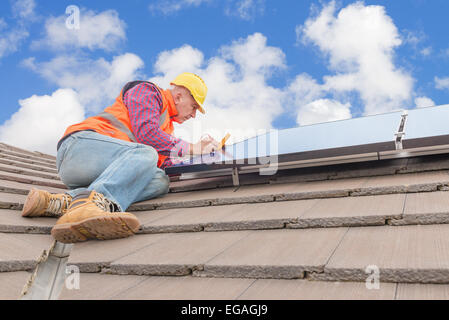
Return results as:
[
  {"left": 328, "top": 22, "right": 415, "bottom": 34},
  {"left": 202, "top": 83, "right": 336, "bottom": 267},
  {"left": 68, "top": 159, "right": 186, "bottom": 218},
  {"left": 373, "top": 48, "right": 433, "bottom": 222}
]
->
[{"left": 218, "top": 133, "right": 231, "bottom": 150}]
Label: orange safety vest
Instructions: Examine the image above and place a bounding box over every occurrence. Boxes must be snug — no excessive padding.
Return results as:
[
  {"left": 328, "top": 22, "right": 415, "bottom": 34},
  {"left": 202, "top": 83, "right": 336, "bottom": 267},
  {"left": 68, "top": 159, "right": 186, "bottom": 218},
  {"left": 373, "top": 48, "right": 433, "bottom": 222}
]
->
[{"left": 59, "top": 81, "right": 179, "bottom": 168}]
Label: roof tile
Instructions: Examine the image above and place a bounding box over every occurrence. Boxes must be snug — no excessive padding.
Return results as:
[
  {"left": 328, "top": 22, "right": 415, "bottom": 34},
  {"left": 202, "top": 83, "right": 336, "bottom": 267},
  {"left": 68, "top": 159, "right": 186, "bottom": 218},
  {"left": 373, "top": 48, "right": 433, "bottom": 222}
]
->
[
  {"left": 68, "top": 233, "right": 169, "bottom": 272},
  {"left": 0, "top": 232, "right": 54, "bottom": 272},
  {"left": 0, "top": 179, "right": 66, "bottom": 195},
  {"left": 106, "top": 231, "right": 251, "bottom": 276},
  {"left": 4, "top": 141, "right": 449, "bottom": 299},
  {"left": 199, "top": 228, "right": 348, "bottom": 279},
  {"left": 312, "top": 224, "right": 449, "bottom": 283},
  {"left": 0, "top": 152, "right": 55, "bottom": 169},
  {"left": 0, "top": 157, "right": 57, "bottom": 174},
  {"left": 291, "top": 193, "right": 405, "bottom": 228},
  {"left": 238, "top": 278, "right": 396, "bottom": 300},
  {"left": 0, "top": 171, "right": 66, "bottom": 189},
  {"left": 396, "top": 283, "right": 449, "bottom": 299},
  {"left": 59, "top": 273, "right": 145, "bottom": 300},
  {"left": 139, "top": 199, "right": 318, "bottom": 233},
  {"left": 0, "top": 271, "right": 31, "bottom": 299},
  {"left": 114, "top": 276, "right": 254, "bottom": 300},
  {"left": 0, "top": 209, "right": 53, "bottom": 234}
]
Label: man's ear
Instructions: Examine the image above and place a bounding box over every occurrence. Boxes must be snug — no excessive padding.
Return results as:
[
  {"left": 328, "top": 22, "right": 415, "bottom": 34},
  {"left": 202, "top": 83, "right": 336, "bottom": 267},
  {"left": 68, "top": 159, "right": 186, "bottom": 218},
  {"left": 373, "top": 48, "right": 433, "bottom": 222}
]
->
[{"left": 173, "top": 91, "right": 183, "bottom": 105}]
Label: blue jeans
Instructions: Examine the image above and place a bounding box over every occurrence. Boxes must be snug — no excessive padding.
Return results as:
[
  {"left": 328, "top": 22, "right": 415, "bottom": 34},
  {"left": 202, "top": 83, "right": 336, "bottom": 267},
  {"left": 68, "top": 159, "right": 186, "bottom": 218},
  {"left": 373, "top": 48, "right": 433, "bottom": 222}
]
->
[{"left": 56, "top": 130, "right": 170, "bottom": 212}]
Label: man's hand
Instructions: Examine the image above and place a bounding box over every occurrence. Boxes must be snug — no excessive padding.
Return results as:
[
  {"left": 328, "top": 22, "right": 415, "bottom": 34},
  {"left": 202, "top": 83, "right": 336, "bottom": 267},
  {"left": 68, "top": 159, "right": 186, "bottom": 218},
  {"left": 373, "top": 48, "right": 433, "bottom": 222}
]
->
[{"left": 189, "top": 135, "right": 220, "bottom": 156}]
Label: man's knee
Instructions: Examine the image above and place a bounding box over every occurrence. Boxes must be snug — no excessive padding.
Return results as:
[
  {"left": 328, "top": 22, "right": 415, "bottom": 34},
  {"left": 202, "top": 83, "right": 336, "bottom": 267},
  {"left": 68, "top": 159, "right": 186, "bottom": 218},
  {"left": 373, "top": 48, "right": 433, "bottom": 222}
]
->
[
  {"left": 132, "top": 145, "right": 159, "bottom": 169},
  {"left": 152, "top": 169, "right": 170, "bottom": 197},
  {"left": 157, "top": 170, "right": 170, "bottom": 195}
]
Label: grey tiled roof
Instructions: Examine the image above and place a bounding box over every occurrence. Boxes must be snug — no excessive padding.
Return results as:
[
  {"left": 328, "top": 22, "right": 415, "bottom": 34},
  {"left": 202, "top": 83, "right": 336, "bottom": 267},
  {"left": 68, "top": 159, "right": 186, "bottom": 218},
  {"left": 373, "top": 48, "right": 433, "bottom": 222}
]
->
[{"left": 3, "top": 141, "right": 449, "bottom": 299}]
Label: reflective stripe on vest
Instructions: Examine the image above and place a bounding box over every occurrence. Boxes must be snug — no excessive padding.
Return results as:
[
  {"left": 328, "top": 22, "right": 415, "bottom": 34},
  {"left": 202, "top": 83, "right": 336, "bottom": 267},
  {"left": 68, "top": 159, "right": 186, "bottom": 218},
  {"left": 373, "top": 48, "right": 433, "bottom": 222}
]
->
[
  {"left": 97, "top": 107, "right": 169, "bottom": 143},
  {"left": 159, "top": 108, "right": 168, "bottom": 125},
  {"left": 97, "top": 112, "right": 137, "bottom": 143}
]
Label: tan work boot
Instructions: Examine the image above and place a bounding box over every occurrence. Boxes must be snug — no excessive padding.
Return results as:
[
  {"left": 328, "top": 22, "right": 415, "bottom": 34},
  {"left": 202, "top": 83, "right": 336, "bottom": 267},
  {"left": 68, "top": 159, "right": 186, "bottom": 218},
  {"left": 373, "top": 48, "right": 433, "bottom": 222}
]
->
[
  {"left": 51, "top": 190, "right": 141, "bottom": 244},
  {"left": 22, "top": 188, "right": 72, "bottom": 218}
]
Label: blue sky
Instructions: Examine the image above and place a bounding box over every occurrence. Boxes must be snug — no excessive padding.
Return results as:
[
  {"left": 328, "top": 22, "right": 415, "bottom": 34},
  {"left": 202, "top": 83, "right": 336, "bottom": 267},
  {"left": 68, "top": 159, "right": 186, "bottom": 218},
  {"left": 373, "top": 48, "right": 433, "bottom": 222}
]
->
[{"left": 0, "top": 0, "right": 448, "bottom": 155}]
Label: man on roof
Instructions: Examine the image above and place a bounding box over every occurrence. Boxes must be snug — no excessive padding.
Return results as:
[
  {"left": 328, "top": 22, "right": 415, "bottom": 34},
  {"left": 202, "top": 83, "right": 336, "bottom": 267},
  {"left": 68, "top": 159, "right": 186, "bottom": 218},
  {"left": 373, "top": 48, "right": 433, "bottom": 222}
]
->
[{"left": 21, "top": 72, "right": 219, "bottom": 243}]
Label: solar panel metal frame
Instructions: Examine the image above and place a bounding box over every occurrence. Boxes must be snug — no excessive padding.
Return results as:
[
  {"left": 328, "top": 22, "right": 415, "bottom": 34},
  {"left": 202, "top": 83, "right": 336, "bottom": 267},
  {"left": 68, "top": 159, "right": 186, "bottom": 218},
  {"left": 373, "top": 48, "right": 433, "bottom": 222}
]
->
[
  {"left": 164, "top": 140, "right": 395, "bottom": 175},
  {"left": 165, "top": 104, "right": 449, "bottom": 178}
]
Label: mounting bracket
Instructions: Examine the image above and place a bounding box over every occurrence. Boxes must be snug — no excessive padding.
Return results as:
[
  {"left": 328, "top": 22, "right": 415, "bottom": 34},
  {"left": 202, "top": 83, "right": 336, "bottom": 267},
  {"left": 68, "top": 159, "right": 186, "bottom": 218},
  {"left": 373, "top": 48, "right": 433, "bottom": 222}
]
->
[
  {"left": 395, "top": 110, "right": 408, "bottom": 150},
  {"left": 232, "top": 167, "right": 240, "bottom": 187}
]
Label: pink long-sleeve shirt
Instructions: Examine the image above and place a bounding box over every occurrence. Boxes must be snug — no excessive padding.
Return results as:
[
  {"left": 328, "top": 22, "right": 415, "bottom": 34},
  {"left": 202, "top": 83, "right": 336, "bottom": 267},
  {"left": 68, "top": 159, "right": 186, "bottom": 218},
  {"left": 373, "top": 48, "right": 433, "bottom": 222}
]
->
[{"left": 123, "top": 82, "right": 189, "bottom": 168}]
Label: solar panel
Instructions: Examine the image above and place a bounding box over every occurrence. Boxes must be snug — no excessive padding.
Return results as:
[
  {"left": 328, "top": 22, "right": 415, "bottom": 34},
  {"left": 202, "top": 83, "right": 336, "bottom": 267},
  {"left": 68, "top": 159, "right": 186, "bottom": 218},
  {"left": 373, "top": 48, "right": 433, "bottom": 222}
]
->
[
  {"left": 402, "top": 104, "right": 449, "bottom": 148},
  {"left": 166, "top": 109, "right": 401, "bottom": 174},
  {"left": 165, "top": 104, "right": 449, "bottom": 177}
]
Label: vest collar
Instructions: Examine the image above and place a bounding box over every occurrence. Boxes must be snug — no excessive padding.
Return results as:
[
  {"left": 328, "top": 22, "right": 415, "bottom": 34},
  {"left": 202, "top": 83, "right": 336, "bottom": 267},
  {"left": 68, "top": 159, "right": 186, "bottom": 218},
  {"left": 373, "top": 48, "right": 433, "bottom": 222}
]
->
[{"left": 161, "top": 89, "right": 179, "bottom": 119}]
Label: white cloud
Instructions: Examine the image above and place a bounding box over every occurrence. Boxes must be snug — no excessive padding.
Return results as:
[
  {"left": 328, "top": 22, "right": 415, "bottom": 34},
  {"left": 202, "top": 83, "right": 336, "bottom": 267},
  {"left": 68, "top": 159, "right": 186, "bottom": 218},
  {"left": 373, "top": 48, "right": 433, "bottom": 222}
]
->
[
  {"left": 287, "top": 73, "right": 324, "bottom": 107},
  {"left": 286, "top": 73, "right": 353, "bottom": 125},
  {"left": 414, "top": 96, "right": 435, "bottom": 108},
  {"left": 402, "top": 30, "right": 433, "bottom": 58},
  {"left": 220, "top": 31, "right": 285, "bottom": 75},
  {"left": 0, "top": 19, "right": 7, "bottom": 31},
  {"left": 24, "top": 53, "right": 145, "bottom": 112},
  {"left": 149, "top": 0, "right": 210, "bottom": 15},
  {"left": 0, "top": 89, "right": 85, "bottom": 156},
  {"left": 403, "top": 30, "right": 427, "bottom": 52},
  {"left": 12, "top": 0, "right": 37, "bottom": 20},
  {"left": 296, "top": 1, "right": 414, "bottom": 115},
  {"left": 33, "top": 9, "right": 126, "bottom": 52},
  {"left": 9, "top": 7, "right": 138, "bottom": 154},
  {"left": 153, "top": 45, "right": 204, "bottom": 80},
  {"left": 150, "top": 33, "right": 286, "bottom": 143},
  {"left": 149, "top": 0, "right": 264, "bottom": 20},
  {"left": 225, "top": 0, "right": 265, "bottom": 21},
  {"left": 420, "top": 47, "right": 432, "bottom": 57},
  {"left": 23, "top": 8, "right": 136, "bottom": 111},
  {"left": 435, "top": 77, "right": 449, "bottom": 91},
  {"left": 402, "top": 30, "right": 423, "bottom": 47},
  {"left": 0, "top": 27, "right": 29, "bottom": 59},
  {"left": 0, "top": 0, "right": 37, "bottom": 60},
  {"left": 296, "top": 99, "right": 351, "bottom": 126}
]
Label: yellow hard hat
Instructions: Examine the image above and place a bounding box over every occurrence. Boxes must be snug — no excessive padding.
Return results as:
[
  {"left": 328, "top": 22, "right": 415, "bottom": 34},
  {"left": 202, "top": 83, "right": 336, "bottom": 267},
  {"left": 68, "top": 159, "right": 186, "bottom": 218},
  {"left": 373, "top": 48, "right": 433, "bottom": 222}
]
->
[{"left": 170, "top": 72, "right": 207, "bottom": 114}]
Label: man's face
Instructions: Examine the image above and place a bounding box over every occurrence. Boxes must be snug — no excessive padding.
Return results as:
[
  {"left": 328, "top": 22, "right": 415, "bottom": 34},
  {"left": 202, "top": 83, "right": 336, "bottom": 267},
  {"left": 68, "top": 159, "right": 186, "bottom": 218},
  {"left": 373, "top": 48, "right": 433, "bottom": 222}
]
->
[{"left": 172, "top": 89, "right": 200, "bottom": 124}]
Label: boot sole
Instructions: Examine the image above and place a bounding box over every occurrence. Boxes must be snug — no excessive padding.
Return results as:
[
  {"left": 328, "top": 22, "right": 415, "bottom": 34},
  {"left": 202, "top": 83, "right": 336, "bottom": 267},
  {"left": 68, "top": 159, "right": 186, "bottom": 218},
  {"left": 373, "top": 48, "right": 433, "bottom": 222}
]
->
[
  {"left": 22, "top": 188, "right": 44, "bottom": 217},
  {"left": 51, "top": 214, "right": 141, "bottom": 243}
]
